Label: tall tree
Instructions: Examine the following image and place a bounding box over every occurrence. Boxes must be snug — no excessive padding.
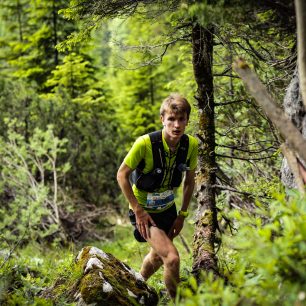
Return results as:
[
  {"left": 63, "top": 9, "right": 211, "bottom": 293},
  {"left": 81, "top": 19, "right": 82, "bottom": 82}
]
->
[
  {"left": 0, "top": 0, "right": 75, "bottom": 88},
  {"left": 191, "top": 23, "right": 218, "bottom": 276}
]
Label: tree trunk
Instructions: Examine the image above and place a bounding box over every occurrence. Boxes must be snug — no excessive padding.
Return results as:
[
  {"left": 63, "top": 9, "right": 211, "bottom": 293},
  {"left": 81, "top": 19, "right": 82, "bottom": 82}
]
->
[
  {"left": 295, "top": 0, "right": 306, "bottom": 109},
  {"left": 52, "top": 0, "right": 59, "bottom": 66},
  {"left": 281, "top": 67, "right": 306, "bottom": 188},
  {"left": 191, "top": 23, "right": 219, "bottom": 278},
  {"left": 42, "top": 246, "right": 158, "bottom": 305},
  {"left": 233, "top": 60, "right": 306, "bottom": 165}
]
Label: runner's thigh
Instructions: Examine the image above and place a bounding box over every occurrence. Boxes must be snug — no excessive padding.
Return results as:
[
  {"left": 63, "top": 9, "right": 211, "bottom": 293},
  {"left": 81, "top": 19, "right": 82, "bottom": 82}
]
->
[{"left": 146, "top": 226, "right": 178, "bottom": 259}]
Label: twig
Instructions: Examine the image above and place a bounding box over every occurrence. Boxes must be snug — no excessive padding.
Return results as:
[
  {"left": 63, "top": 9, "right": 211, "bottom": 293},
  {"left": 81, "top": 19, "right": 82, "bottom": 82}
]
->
[
  {"left": 215, "top": 99, "right": 250, "bottom": 106},
  {"left": 217, "top": 144, "right": 277, "bottom": 154},
  {"left": 216, "top": 153, "right": 277, "bottom": 161},
  {"left": 178, "top": 234, "right": 191, "bottom": 254},
  {"left": 212, "top": 184, "right": 272, "bottom": 199}
]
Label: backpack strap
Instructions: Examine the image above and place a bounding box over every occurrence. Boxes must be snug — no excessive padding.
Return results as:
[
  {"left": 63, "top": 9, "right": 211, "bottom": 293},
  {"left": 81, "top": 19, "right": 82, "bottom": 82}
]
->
[
  {"left": 131, "top": 130, "right": 165, "bottom": 191},
  {"left": 170, "top": 134, "right": 189, "bottom": 188},
  {"left": 176, "top": 134, "right": 189, "bottom": 166},
  {"left": 148, "top": 130, "right": 165, "bottom": 171}
]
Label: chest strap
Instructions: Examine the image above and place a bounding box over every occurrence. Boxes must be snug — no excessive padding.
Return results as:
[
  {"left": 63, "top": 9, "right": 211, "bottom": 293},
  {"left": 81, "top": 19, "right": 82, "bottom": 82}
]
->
[{"left": 132, "top": 130, "right": 189, "bottom": 192}]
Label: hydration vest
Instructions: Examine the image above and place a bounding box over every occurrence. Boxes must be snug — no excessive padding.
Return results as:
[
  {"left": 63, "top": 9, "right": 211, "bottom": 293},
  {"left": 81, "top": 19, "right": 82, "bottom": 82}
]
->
[{"left": 131, "top": 130, "right": 189, "bottom": 192}]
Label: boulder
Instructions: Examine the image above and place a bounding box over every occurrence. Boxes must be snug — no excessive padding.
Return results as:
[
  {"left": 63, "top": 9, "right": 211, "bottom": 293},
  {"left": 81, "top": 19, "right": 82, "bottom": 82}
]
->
[{"left": 42, "top": 246, "right": 158, "bottom": 306}]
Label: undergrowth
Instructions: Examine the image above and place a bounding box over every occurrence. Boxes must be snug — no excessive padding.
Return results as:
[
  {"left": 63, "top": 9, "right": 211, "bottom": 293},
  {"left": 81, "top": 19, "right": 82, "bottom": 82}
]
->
[
  {"left": 177, "top": 190, "right": 306, "bottom": 306},
  {"left": 0, "top": 216, "right": 194, "bottom": 305},
  {"left": 0, "top": 243, "right": 77, "bottom": 305},
  {"left": 1, "top": 191, "right": 306, "bottom": 305}
]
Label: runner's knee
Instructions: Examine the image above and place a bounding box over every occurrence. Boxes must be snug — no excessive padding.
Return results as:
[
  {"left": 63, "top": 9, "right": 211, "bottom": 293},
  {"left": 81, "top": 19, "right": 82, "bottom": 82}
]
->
[
  {"left": 164, "top": 250, "right": 180, "bottom": 268},
  {"left": 150, "top": 252, "right": 163, "bottom": 265}
]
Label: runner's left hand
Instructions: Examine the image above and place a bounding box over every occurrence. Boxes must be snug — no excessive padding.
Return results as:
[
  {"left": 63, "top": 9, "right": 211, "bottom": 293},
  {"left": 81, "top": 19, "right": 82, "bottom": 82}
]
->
[{"left": 168, "top": 216, "right": 184, "bottom": 239}]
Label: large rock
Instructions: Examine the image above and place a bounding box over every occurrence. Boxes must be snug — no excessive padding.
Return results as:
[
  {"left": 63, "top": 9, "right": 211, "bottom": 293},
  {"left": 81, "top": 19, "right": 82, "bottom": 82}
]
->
[{"left": 42, "top": 246, "right": 158, "bottom": 306}]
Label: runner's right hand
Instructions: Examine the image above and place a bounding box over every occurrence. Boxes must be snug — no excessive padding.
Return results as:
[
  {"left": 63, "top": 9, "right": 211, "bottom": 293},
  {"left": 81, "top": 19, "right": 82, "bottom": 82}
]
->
[{"left": 134, "top": 206, "right": 156, "bottom": 240}]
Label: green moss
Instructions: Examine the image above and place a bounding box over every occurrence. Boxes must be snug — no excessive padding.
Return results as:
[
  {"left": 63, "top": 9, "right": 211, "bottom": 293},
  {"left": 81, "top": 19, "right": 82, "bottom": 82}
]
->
[
  {"left": 80, "top": 272, "right": 105, "bottom": 304},
  {"left": 42, "top": 246, "right": 158, "bottom": 305},
  {"left": 193, "top": 210, "right": 215, "bottom": 255},
  {"left": 76, "top": 246, "right": 91, "bottom": 268},
  {"left": 200, "top": 210, "right": 214, "bottom": 226}
]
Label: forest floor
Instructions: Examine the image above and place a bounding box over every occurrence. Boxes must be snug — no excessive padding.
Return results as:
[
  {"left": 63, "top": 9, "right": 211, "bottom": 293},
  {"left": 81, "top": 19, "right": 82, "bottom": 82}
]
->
[{"left": 1, "top": 215, "right": 195, "bottom": 305}]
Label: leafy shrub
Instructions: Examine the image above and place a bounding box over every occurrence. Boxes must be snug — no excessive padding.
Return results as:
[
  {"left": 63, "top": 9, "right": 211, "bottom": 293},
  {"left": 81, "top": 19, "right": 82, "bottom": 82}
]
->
[
  {"left": 0, "top": 121, "right": 70, "bottom": 246},
  {"left": 178, "top": 191, "right": 306, "bottom": 306}
]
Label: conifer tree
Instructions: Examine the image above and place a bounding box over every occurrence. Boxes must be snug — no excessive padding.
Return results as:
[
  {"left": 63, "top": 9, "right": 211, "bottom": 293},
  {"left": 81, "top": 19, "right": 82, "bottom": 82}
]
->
[{"left": 0, "top": 0, "right": 74, "bottom": 88}]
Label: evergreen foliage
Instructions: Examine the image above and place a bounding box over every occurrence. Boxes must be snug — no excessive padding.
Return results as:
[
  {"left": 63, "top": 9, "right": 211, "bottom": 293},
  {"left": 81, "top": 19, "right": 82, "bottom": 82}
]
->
[
  {"left": 0, "top": 0, "right": 75, "bottom": 87},
  {"left": 0, "top": 0, "right": 305, "bottom": 304}
]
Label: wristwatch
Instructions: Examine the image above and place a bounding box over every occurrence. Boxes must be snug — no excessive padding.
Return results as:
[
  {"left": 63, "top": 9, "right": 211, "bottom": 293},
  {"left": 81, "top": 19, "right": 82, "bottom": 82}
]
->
[{"left": 178, "top": 210, "right": 189, "bottom": 218}]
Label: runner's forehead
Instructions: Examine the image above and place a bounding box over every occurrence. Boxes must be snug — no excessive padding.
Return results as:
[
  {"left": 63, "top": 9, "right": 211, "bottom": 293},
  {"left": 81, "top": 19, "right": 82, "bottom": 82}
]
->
[{"left": 163, "top": 110, "right": 187, "bottom": 119}]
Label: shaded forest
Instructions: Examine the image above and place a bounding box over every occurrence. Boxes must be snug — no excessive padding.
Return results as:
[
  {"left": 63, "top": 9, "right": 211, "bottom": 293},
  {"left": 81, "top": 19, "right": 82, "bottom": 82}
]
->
[{"left": 0, "top": 0, "right": 305, "bottom": 305}]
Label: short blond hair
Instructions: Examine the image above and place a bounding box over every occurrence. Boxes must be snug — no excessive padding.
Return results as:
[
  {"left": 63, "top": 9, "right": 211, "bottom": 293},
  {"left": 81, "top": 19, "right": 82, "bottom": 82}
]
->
[{"left": 160, "top": 93, "right": 191, "bottom": 119}]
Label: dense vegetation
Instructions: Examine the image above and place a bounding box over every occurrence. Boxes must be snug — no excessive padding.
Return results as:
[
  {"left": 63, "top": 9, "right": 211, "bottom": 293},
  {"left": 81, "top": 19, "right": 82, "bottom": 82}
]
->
[{"left": 0, "top": 1, "right": 305, "bottom": 305}]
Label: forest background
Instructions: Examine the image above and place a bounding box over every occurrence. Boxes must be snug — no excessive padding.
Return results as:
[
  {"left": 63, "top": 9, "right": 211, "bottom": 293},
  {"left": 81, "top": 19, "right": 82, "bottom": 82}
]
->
[{"left": 0, "top": 0, "right": 305, "bottom": 305}]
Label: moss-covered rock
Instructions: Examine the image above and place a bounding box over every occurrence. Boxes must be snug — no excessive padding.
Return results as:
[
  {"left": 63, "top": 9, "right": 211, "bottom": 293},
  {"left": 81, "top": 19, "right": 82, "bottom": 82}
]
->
[{"left": 42, "top": 246, "right": 158, "bottom": 306}]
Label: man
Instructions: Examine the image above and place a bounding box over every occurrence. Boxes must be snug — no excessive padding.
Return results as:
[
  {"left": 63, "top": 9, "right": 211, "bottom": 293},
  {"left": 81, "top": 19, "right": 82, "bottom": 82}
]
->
[{"left": 117, "top": 93, "right": 198, "bottom": 299}]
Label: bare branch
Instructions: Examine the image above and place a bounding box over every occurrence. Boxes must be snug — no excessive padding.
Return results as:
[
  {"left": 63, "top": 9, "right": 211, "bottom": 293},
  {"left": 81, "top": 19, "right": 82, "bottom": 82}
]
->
[
  {"left": 215, "top": 99, "right": 250, "bottom": 106},
  {"left": 110, "top": 35, "right": 190, "bottom": 70},
  {"left": 212, "top": 184, "right": 271, "bottom": 199},
  {"left": 217, "top": 144, "right": 277, "bottom": 154},
  {"left": 233, "top": 58, "right": 306, "bottom": 164},
  {"left": 216, "top": 153, "right": 276, "bottom": 161}
]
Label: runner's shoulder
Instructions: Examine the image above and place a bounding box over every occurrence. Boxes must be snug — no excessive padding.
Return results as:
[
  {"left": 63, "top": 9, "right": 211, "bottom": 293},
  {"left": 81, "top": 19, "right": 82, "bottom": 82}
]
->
[
  {"left": 186, "top": 134, "right": 198, "bottom": 148},
  {"left": 134, "top": 134, "right": 150, "bottom": 147}
]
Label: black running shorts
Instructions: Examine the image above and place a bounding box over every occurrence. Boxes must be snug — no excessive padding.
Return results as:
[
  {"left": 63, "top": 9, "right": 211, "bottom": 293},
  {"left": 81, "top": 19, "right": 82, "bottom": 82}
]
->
[{"left": 128, "top": 204, "right": 177, "bottom": 242}]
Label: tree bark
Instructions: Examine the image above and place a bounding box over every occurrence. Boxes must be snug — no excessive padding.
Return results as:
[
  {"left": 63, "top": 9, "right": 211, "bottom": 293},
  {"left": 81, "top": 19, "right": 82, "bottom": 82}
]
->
[
  {"left": 280, "top": 67, "right": 306, "bottom": 188},
  {"left": 280, "top": 143, "right": 305, "bottom": 194},
  {"left": 295, "top": 0, "right": 306, "bottom": 109},
  {"left": 42, "top": 246, "right": 158, "bottom": 305},
  {"left": 191, "top": 23, "right": 219, "bottom": 279}
]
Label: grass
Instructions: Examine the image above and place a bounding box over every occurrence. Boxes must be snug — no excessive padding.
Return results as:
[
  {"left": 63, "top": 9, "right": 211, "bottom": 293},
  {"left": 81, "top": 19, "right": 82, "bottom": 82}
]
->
[
  {"left": 0, "top": 242, "right": 77, "bottom": 305},
  {"left": 0, "top": 215, "right": 195, "bottom": 305},
  {"left": 84, "top": 215, "right": 195, "bottom": 295}
]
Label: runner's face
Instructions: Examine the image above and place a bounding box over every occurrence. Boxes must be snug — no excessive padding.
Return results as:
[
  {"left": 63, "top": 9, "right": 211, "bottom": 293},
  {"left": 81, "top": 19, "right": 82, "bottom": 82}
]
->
[{"left": 161, "top": 111, "right": 188, "bottom": 140}]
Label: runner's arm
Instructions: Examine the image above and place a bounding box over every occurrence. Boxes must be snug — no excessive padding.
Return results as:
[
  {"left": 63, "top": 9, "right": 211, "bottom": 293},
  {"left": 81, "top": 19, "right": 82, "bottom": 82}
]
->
[
  {"left": 117, "top": 162, "right": 140, "bottom": 210},
  {"left": 168, "top": 169, "right": 195, "bottom": 239},
  {"left": 117, "top": 162, "right": 156, "bottom": 238},
  {"left": 181, "top": 169, "right": 195, "bottom": 212}
]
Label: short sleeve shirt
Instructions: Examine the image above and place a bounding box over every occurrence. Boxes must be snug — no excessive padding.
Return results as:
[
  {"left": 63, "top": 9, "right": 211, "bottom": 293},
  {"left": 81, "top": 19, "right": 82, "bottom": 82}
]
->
[{"left": 124, "top": 131, "right": 198, "bottom": 210}]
